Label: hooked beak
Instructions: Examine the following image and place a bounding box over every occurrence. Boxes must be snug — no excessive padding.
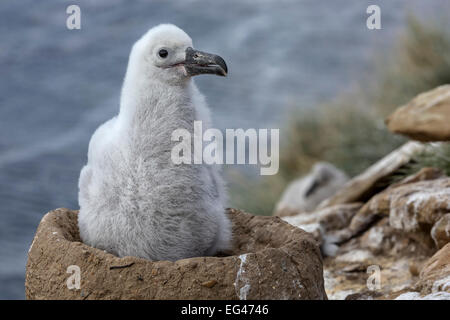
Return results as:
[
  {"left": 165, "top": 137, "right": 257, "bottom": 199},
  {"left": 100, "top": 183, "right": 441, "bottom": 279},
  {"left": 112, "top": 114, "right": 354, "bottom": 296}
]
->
[{"left": 183, "top": 47, "right": 228, "bottom": 77}]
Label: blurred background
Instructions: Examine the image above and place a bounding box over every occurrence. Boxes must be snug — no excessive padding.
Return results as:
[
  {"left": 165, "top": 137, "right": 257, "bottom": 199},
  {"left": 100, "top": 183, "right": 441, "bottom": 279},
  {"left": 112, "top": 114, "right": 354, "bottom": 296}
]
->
[{"left": 1, "top": 0, "right": 450, "bottom": 299}]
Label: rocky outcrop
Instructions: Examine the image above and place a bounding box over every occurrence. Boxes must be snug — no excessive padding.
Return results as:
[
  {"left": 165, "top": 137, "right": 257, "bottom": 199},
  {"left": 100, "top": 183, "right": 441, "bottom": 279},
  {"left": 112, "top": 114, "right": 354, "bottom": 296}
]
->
[
  {"left": 271, "top": 85, "right": 450, "bottom": 300},
  {"left": 277, "top": 165, "right": 450, "bottom": 300},
  {"left": 283, "top": 203, "right": 362, "bottom": 254},
  {"left": 336, "top": 174, "right": 450, "bottom": 246},
  {"left": 317, "top": 142, "right": 427, "bottom": 208},
  {"left": 26, "top": 208, "right": 327, "bottom": 300},
  {"left": 274, "top": 162, "right": 348, "bottom": 217},
  {"left": 316, "top": 166, "right": 450, "bottom": 299},
  {"left": 416, "top": 243, "right": 450, "bottom": 294},
  {"left": 394, "top": 291, "right": 450, "bottom": 300},
  {"left": 394, "top": 243, "right": 450, "bottom": 300},
  {"left": 386, "top": 85, "right": 450, "bottom": 142},
  {"left": 322, "top": 212, "right": 433, "bottom": 299}
]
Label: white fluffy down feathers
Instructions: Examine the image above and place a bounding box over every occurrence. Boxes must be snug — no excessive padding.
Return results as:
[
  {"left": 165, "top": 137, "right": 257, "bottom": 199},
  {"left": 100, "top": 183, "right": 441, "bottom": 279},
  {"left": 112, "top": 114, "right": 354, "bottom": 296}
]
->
[{"left": 78, "top": 24, "right": 231, "bottom": 261}]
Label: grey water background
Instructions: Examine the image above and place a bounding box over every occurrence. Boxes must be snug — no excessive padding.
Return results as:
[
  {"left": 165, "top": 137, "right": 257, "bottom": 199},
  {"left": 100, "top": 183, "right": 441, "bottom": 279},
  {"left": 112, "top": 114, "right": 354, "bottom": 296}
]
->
[{"left": 0, "top": 0, "right": 448, "bottom": 299}]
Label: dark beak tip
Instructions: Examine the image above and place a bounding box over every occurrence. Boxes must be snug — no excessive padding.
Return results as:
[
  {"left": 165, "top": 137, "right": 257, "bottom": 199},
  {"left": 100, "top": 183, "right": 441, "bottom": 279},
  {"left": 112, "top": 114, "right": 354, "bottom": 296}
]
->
[
  {"left": 185, "top": 47, "right": 228, "bottom": 77},
  {"left": 222, "top": 65, "right": 228, "bottom": 76},
  {"left": 220, "top": 68, "right": 228, "bottom": 77},
  {"left": 216, "top": 57, "right": 228, "bottom": 76}
]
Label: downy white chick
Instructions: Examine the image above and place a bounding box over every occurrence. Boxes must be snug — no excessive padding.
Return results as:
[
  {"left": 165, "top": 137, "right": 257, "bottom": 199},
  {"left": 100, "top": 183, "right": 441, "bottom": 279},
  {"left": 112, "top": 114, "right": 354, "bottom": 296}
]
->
[{"left": 78, "top": 24, "right": 231, "bottom": 261}]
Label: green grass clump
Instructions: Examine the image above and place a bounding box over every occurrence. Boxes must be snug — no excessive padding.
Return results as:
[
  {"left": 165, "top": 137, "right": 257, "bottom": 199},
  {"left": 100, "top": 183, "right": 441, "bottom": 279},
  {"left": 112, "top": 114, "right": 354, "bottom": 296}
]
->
[
  {"left": 392, "top": 143, "right": 450, "bottom": 182},
  {"left": 372, "top": 16, "right": 450, "bottom": 117}
]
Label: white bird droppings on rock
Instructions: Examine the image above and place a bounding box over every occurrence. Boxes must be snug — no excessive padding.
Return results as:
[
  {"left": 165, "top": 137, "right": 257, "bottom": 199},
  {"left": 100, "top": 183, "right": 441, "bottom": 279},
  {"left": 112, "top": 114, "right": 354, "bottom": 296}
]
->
[
  {"left": 395, "top": 291, "right": 450, "bottom": 300},
  {"left": 431, "top": 275, "right": 450, "bottom": 293},
  {"left": 235, "top": 253, "right": 251, "bottom": 300},
  {"left": 335, "top": 250, "right": 373, "bottom": 263}
]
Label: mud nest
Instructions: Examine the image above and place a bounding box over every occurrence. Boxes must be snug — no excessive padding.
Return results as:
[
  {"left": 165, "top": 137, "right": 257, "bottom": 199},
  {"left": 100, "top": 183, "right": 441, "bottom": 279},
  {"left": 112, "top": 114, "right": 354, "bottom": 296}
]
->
[{"left": 26, "top": 208, "right": 326, "bottom": 300}]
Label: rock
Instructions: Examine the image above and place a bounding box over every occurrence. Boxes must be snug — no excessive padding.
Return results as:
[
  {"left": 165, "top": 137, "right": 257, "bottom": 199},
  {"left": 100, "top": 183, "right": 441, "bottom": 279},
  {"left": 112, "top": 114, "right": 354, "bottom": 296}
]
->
[
  {"left": 201, "top": 280, "right": 218, "bottom": 288},
  {"left": 357, "top": 218, "right": 428, "bottom": 256},
  {"left": 320, "top": 169, "right": 450, "bottom": 300},
  {"left": 409, "top": 261, "right": 422, "bottom": 277},
  {"left": 318, "top": 142, "right": 427, "bottom": 208},
  {"left": 386, "top": 85, "right": 450, "bottom": 142},
  {"left": 371, "top": 178, "right": 450, "bottom": 233},
  {"left": 323, "top": 254, "right": 423, "bottom": 300},
  {"left": 26, "top": 208, "right": 327, "bottom": 300},
  {"left": 345, "top": 291, "right": 383, "bottom": 300},
  {"left": 323, "top": 215, "right": 433, "bottom": 299},
  {"left": 335, "top": 249, "right": 374, "bottom": 263},
  {"left": 274, "top": 162, "right": 348, "bottom": 217},
  {"left": 283, "top": 203, "right": 362, "bottom": 252},
  {"left": 416, "top": 243, "right": 450, "bottom": 294},
  {"left": 431, "top": 214, "right": 450, "bottom": 249},
  {"left": 390, "top": 167, "right": 445, "bottom": 188},
  {"left": 331, "top": 176, "right": 450, "bottom": 250},
  {"left": 315, "top": 203, "right": 363, "bottom": 232},
  {"left": 395, "top": 291, "right": 450, "bottom": 300},
  {"left": 282, "top": 203, "right": 362, "bottom": 231}
]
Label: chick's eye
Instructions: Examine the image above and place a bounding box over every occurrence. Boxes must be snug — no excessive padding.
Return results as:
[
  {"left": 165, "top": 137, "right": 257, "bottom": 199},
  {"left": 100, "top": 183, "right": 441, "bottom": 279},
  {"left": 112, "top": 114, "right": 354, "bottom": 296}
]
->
[{"left": 158, "top": 49, "right": 168, "bottom": 58}]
